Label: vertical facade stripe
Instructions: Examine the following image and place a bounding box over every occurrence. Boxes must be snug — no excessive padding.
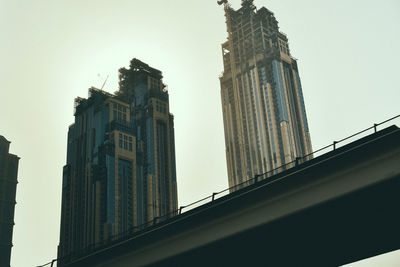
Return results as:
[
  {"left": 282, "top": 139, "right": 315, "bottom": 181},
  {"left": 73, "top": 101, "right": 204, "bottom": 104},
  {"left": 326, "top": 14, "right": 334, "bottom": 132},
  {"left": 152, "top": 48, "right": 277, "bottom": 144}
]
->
[
  {"left": 272, "top": 60, "right": 289, "bottom": 122},
  {"left": 294, "top": 70, "right": 310, "bottom": 132}
]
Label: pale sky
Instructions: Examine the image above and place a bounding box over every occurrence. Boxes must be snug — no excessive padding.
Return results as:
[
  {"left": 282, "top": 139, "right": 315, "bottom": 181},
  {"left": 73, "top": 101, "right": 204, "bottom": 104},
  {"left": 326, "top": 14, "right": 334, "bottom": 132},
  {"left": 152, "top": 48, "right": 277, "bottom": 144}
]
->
[{"left": 1, "top": 0, "right": 399, "bottom": 266}]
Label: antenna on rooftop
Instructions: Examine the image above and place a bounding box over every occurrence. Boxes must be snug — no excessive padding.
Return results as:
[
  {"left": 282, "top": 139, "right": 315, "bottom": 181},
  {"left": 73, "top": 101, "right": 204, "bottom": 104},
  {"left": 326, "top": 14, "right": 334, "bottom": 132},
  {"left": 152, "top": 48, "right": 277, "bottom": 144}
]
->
[
  {"left": 97, "top": 74, "right": 109, "bottom": 91},
  {"left": 100, "top": 75, "right": 109, "bottom": 91}
]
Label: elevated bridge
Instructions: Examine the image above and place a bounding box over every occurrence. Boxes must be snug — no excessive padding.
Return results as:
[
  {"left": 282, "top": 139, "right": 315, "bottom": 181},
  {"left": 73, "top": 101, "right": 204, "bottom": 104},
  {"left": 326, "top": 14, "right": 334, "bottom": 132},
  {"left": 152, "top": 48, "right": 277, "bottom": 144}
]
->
[{"left": 64, "top": 125, "right": 400, "bottom": 266}]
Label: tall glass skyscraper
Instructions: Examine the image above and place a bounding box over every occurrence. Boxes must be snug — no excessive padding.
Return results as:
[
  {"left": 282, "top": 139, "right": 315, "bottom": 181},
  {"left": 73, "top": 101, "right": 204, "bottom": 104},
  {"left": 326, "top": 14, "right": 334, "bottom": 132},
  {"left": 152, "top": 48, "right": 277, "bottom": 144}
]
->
[
  {"left": 58, "top": 59, "right": 177, "bottom": 262},
  {"left": 219, "top": 0, "right": 312, "bottom": 188}
]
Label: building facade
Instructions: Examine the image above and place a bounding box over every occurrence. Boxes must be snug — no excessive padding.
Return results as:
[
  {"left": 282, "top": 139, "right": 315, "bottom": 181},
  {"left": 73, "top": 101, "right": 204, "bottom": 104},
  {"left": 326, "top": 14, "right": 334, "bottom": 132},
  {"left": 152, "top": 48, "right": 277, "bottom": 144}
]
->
[
  {"left": 219, "top": 0, "right": 312, "bottom": 188},
  {"left": 58, "top": 59, "right": 177, "bottom": 262},
  {"left": 0, "top": 136, "right": 19, "bottom": 267}
]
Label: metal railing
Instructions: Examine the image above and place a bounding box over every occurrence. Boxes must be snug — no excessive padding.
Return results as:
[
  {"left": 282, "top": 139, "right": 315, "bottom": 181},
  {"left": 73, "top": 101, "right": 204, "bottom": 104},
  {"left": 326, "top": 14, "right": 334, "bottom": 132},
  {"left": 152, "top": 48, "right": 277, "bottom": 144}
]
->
[
  {"left": 178, "top": 114, "right": 400, "bottom": 212},
  {"left": 38, "top": 114, "right": 400, "bottom": 266}
]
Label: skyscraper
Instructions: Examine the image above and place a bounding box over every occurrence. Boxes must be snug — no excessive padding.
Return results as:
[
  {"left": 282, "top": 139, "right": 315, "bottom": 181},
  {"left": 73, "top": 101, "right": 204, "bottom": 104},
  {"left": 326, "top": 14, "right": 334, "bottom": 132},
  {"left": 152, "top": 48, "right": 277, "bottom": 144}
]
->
[
  {"left": 58, "top": 59, "right": 177, "bottom": 262},
  {"left": 0, "top": 136, "right": 19, "bottom": 267},
  {"left": 219, "top": 0, "right": 312, "bottom": 188}
]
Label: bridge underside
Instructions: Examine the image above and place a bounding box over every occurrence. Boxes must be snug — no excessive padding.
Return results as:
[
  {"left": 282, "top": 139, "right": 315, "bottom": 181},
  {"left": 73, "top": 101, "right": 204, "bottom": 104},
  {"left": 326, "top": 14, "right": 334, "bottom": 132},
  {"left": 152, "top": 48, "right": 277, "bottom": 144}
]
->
[{"left": 156, "top": 174, "right": 400, "bottom": 266}]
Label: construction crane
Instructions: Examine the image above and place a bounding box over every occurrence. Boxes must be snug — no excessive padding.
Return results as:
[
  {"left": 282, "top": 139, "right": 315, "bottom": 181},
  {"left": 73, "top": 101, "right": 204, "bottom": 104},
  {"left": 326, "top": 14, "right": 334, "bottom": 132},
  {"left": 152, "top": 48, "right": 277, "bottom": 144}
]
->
[{"left": 97, "top": 74, "right": 109, "bottom": 91}]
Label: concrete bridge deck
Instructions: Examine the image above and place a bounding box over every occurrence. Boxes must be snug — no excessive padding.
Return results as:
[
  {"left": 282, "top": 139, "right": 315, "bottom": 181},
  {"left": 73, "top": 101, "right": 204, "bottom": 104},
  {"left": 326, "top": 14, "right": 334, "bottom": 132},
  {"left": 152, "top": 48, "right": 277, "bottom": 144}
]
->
[{"left": 64, "top": 125, "right": 400, "bottom": 267}]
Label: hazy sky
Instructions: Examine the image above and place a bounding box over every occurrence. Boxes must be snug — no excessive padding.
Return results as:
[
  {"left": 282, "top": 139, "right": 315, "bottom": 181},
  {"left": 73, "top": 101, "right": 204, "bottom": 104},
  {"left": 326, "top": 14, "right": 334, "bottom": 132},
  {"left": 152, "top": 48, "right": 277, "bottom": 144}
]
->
[{"left": 1, "top": 0, "right": 399, "bottom": 266}]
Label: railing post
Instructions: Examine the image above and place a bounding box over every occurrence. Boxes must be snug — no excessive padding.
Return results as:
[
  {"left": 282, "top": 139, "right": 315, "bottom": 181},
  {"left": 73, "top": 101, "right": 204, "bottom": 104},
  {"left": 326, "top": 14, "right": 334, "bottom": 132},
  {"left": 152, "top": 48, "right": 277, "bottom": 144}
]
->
[
  {"left": 212, "top": 192, "right": 217, "bottom": 201},
  {"left": 179, "top": 206, "right": 183, "bottom": 214},
  {"left": 254, "top": 174, "right": 259, "bottom": 183},
  {"left": 333, "top": 141, "right": 338, "bottom": 150},
  {"left": 374, "top": 123, "right": 378, "bottom": 133}
]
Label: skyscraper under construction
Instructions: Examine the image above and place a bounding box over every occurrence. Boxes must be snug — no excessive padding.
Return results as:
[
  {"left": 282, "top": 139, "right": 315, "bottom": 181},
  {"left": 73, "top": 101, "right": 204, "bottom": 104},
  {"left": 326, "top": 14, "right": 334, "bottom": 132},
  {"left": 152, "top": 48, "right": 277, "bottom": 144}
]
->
[
  {"left": 219, "top": 0, "right": 312, "bottom": 188},
  {"left": 58, "top": 59, "right": 177, "bottom": 262}
]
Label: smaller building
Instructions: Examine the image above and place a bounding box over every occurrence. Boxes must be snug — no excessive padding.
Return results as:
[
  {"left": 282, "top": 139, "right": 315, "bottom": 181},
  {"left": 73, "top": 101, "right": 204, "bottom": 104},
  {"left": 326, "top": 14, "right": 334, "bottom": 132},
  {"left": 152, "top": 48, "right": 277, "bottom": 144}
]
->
[
  {"left": 58, "top": 59, "right": 178, "bottom": 264},
  {"left": 0, "top": 136, "right": 19, "bottom": 267}
]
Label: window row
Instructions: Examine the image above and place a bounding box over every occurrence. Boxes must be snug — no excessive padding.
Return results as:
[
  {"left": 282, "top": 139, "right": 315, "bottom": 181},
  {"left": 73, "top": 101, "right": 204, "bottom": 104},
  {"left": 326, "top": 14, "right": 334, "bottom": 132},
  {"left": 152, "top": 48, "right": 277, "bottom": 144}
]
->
[
  {"left": 278, "top": 39, "right": 290, "bottom": 55},
  {"left": 113, "top": 102, "right": 128, "bottom": 122},
  {"left": 118, "top": 133, "right": 133, "bottom": 151},
  {"left": 155, "top": 101, "right": 167, "bottom": 114},
  {"left": 150, "top": 77, "right": 160, "bottom": 90}
]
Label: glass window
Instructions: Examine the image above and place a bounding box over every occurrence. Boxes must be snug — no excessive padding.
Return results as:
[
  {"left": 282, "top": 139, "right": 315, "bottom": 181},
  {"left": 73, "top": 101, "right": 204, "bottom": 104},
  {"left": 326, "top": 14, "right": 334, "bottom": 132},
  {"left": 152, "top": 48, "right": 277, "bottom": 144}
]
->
[{"left": 123, "top": 135, "right": 128, "bottom": 149}]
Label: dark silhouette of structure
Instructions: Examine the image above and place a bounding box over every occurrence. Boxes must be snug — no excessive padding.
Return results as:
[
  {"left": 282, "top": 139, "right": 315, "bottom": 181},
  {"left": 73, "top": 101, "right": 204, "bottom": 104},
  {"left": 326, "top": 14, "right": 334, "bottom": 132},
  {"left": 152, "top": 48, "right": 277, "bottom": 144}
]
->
[
  {"left": 0, "top": 136, "right": 19, "bottom": 267},
  {"left": 58, "top": 59, "right": 178, "bottom": 265},
  {"left": 58, "top": 124, "right": 400, "bottom": 266},
  {"left": 219, "top": 0, "right": 312, "bottom": 189}
]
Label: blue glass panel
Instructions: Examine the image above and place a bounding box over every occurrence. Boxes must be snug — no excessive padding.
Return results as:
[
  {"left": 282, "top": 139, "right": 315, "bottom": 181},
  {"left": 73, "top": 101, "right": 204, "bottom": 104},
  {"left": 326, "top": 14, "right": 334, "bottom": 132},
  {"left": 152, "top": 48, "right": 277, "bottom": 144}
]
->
[
  {"left": 146, "top": 118, "right": 155, "bottom": 174},
  {"left": 272, "top": 60, "right": 289, "bottom": 122},
  {"left": 134, "top": 84, "right": 147, "bottom": 106},
  {"left": 261, "top": 67, "right": 277, "bottom": 167},
  {"left": 136, "top": 166, "right": 143, "bottom": 225},
  {"left": 118, "top": 158, "right": 133, "bottom": 231},
  {"left": 106, "top": 155, "right": 115, "bottom": 225},
  {"left": 294, "top": 70, "right": 309, "bottom": 132},
  {"left": 251, "top": 68, "right": 266, "bottom": 160}
]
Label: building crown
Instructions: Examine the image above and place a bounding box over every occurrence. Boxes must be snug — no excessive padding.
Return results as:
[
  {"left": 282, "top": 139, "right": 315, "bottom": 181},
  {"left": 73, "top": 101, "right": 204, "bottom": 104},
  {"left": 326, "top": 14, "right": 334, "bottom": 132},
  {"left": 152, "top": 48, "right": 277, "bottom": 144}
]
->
[
  {"left": 240, "top": 0, "right": 256, "bottom": 12},
  {"left": 241, "top": 0, "right": 254, "bottom": 6}
]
